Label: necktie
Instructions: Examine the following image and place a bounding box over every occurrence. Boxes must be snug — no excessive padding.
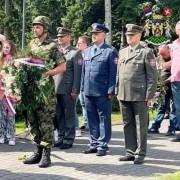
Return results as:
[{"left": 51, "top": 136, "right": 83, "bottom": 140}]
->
[
  {"left": 94, "top": 48, "right": 97, "bottom": 55},
  {"left": 130, "top": 48, "right": 133, "bottom": 53},
  {"left": 58, "top": 47, "right": 64, "bottom": 54},
  {"left": 128, "top": 48, "right": 133, "bottom": 57}
]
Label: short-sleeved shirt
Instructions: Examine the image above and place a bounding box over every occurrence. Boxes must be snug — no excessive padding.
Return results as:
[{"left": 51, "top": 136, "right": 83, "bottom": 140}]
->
[{"left": 171, "top": 38, "right": 180, "bottom": 82}]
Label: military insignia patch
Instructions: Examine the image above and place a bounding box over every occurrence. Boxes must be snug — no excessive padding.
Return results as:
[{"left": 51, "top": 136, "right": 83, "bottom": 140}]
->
[
  {"left": 114, "top": 57, "right": 119, "bottom": 64},
  {"left": 77, "top": 59, "right": 83, "bottom": 65},
  {"left": 150, "top": 59, "right": 156, "bottom": 66}
]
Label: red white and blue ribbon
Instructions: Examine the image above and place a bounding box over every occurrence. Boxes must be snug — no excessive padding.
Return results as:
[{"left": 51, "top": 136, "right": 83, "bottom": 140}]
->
[{"left": 14, "top": 58, "right": 45, "bottom": 67}]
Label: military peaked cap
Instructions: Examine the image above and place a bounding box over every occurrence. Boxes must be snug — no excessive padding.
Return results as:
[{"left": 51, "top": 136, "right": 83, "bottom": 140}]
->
[
  {"left": 57, "top": 27, "right": 71, "bottom": 36},
  {"left": 91, "top": 23, "right": 109, "bottom": 33},
  {"left": 125, "top": 24, "right": 143, "bottom": 35}
]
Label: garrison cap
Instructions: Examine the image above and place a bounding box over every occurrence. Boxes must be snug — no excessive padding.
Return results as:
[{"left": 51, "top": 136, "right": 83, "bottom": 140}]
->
[
  {"left": 57, "top": 27, "right": 71, "bottom": 37},
  {"left": 125, "top": 24, "right": 143, "bottom": 35},
  {"left": 91, "top": 23, "right": 109, "bottom": 33}
]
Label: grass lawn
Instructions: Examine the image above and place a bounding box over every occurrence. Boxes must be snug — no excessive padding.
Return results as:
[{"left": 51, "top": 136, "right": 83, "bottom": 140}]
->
[
  {"left": 15, "top": 110, "right": 157, "bottom": 136},
  {"left": 15, "top": 120, "right": 26, "bottom": 135},
  {"left": 157, "top": 171, "right": 180, "bottom": 180},
  {"left": 15, "top": 111, "right": 122, "bottom": 135}
]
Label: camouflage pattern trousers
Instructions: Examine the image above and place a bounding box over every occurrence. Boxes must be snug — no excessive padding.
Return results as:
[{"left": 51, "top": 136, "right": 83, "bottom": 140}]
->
[
  {"left": 28, "top": 98, "right": 56, "bottom": 148},
  {"left": 0, "top": 101, "right": 15, "bottom": 140}
]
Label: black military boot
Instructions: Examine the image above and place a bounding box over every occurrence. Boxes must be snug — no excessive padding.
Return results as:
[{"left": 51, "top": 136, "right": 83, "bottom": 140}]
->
[
  {"left": 38, "top": 148, "right": 51, "bottom": 168},
  {"left": 23, "top": 145, "right": 43, "bottom": 164}
]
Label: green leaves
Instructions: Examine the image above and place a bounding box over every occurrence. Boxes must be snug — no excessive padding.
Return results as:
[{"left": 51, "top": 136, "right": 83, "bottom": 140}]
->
[{"left": 14, "top": 48, "right": 55, "bottom": 112}]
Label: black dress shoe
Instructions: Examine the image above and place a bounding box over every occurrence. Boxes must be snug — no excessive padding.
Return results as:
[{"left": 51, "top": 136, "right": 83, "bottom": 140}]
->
[
  {"left": 148, "top": 128, "right": 159, "bottom": 134},
  {"left": 59, "top": 143, "right": 73, "bottom": 149},
  {"left": 165, "top": 130, "right": 175, "bottom": 136},
  {"left": 164, "top": 113, "right": 169, "bottom": 119},
  {"left": 176, "top": 127, "right": 180, "bottom": 131},
  {"left": 134, "top": 158, "right": 144, "bottom": 165},
  {"left": 54, "top": 139, "right": 63, "bottom": 147},
  {"left": 96, "top": 150, "right": 106, "bottom": 156},
  {"left": 80, "top": 125, "right": 89, "bottom": 131},
  {"left": 79, "top": 125, "right": 86, "bottom": 130},
  {"left": 83, "top": 148, "right": 97, "bottom": 154},
  {"left": 119, "top": 155, "right": 135, "bottom": 161},
  {"left": 171, "top": 134, "right": 180, "bottom": 142}
]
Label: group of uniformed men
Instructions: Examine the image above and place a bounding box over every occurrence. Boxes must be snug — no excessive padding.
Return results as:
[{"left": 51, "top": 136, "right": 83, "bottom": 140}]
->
[{"left": 22, "top": 16, "right": 158, "bottom": 168}]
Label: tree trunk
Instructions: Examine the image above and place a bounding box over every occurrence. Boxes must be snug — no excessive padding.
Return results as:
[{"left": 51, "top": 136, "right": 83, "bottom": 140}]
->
[
  {"left": 120, "top": 20, "right": 127, "bottom": 49},
  {"left": 105, "top": 0, "right": 111, "bottom": 45},
  {"left": 22, "top": 0, "right": 26, "bottom": 48},
  {"left": 4, "top": 0, "right": 10, "bottom": 39}
]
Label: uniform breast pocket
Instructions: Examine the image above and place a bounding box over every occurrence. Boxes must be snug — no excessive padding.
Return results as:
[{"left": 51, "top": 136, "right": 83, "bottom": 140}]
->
[
  {"left": 97, "top": 58, "right": 107, "bottom": 68},
  {"left": 132, "top": 59, "right": 144, "bottom": 71},
  {"left": 66, "top": 60, "right": 73, "bottom": 68},
  {"left": 118, "top": 59, "right": 125, "bottom": 67},
  {"left": 84, "top": 59, "right": 90, "bottom": 65}
]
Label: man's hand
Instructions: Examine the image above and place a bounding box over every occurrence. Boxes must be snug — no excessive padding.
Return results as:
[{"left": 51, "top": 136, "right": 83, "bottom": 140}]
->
[
  {"left": 108, "top": 94, "right": 113, "bottom": 100},
  {"left": 71, "top": 93, "right": 78, "bottom": 100},
  {"left": 145, "top": 98, "right": 152, "bottom": 107}
]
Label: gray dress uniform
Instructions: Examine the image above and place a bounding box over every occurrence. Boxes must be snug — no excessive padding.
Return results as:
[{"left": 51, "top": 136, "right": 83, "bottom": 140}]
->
[
  {"left": 116, "top": 24, "right": 158, "bottom": 162},
  {"left": 53, "top": 43, "right": 83, "bottom": 145}
]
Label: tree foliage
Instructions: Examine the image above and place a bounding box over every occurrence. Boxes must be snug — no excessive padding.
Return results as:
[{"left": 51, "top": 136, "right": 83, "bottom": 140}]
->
[{"left": 0, "top": 0, "right": 179, "bottom": 49}]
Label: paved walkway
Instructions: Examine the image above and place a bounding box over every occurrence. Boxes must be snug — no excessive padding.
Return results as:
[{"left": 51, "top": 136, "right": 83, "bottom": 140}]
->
[{"left": 0, "top": 120, "right": 180, "bottom": 180}]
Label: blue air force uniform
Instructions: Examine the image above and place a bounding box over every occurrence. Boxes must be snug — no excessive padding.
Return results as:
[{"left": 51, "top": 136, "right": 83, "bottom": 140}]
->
[{"left": 81, "top": 24, "right": 118, "bottom": 152}]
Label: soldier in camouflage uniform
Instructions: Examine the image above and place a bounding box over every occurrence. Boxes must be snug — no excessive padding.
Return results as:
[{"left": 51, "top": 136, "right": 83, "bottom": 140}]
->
[{"left": 23, "top": 16, "right": 66, "bottom": 168}]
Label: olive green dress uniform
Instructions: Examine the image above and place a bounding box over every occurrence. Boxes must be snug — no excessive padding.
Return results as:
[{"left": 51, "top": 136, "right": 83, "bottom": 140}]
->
[
  {"left": 116, "top": 29, "right": 158, "bottom": 160},
  {"left": 54, "top": 45, "right": 83, "bottom": 145},
  {"left": 53, "top": 45, "right": 82, "bottom": 95},
  {"left": 29, "top": 37, "right": 65, "bottom": 148}
]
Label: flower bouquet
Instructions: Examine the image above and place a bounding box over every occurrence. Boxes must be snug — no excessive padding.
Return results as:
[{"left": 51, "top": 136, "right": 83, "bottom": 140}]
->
[{"left": 0, "top": 73, "right": 17, "bottom": 116}]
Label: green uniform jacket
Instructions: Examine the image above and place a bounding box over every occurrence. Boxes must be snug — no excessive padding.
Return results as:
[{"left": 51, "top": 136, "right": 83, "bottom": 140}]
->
[
  {"left": 116, "top": 44, "right": 158, "bottom": 101},
  {"left": 53, "top": 45, "right": 83, "bottom": 94}
]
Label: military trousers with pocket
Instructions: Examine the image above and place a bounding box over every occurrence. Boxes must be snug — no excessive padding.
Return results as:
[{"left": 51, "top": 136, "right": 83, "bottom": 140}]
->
[{"left": 28, "top": 98, "right": 56, "bottom": 148}]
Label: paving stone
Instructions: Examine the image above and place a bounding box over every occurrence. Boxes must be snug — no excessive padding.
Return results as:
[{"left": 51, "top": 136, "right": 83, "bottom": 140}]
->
[{"left": 0, "top": 120, "right": 179, "bottom": 180}]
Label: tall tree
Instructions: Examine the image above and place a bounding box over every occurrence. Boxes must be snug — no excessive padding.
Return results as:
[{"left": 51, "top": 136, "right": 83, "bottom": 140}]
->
[
  {"left": 61, "top": 0, "right": 104, "bottom": 44},
  {"left": 0, "top": 0, "right": 179, "bottom": 48}
]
